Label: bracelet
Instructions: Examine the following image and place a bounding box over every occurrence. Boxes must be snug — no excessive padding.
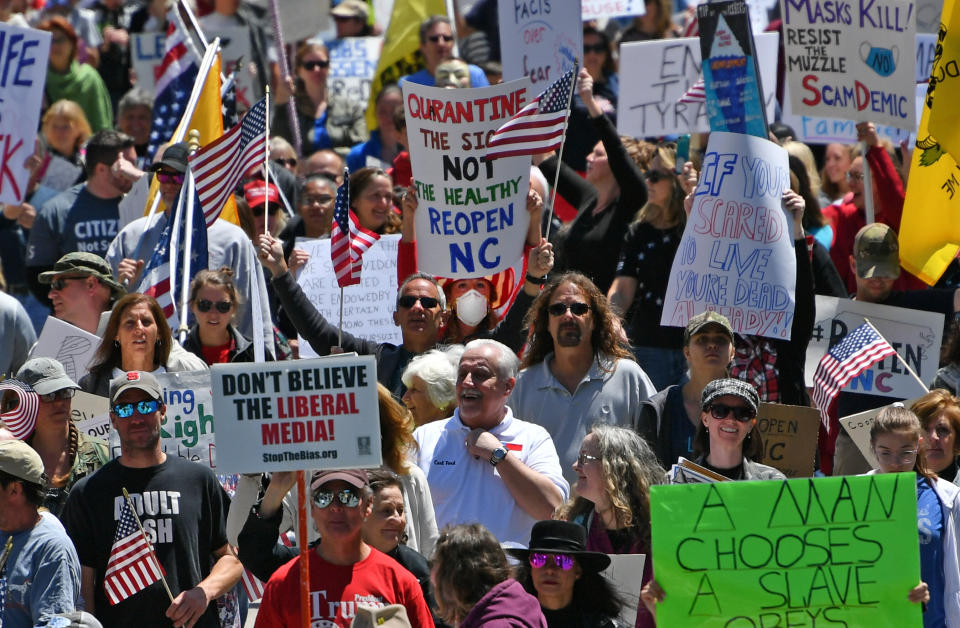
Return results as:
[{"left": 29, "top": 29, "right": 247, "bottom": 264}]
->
[{"left": 525, "top": 273, "right": 546, "bottom": 285}]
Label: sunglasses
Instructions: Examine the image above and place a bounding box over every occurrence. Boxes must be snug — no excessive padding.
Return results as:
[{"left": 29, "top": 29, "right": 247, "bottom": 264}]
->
[
  {"left": 113, "top": 399, "right": 161, "bottom": 418},
  {"left": 275, "top": 158, "right": 298, "bottom": 168},
  {"left": 583, "top": 43, "right": 607, "bottom": 54},
  {"left": 643, "top": 170, "right": 673, "bottom": 184},
  {"left": 707, "top": 403, "right": 755, "bottom": 422},
  {"left": 397, "top": 295, "right": 439, "bottom": 309},
  {"left": 301, "top": 60, "right": 330, "bottom": 71},
  {"left": 39, "top": 388, "right": 76, "bottom": 403},
  {"left": 156, "top": 171, "right": 185, "bottom": 185},
  {"left": 50, "top": 275, "right": 89, "bottom": 291},
  {"left": 313, "top": 488, "right": 361, "bottom": 509},
  {"left": 529, "top": 553, "right": 576, "bottom": 571},
  {"left": 576, "top": 452, "right": 601, "bottom": 466},
  {"left": 196, "top": 299, "right": 232, "bottom": 313},
  {"left": 428, "top": 34, "right": 454, "bottom": 43},
  {"left": 547, "top": 302, "right": 591, "bottom": 317}
]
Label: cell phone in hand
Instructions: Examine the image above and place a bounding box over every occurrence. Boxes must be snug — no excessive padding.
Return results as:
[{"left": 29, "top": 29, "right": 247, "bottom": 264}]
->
[{"left": 675, "top": 134, "right": 690, "bottom": 174}]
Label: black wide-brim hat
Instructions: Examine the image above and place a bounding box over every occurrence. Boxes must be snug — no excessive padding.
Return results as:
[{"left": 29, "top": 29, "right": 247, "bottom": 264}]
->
[{"left": 506, "top": 520, "right": 611, "bottom": 572}]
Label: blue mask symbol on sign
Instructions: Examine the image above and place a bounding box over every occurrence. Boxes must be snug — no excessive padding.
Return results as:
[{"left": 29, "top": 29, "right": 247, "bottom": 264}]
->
[{"left": 860, "top": 42, "right": 898, "bottom": 77}]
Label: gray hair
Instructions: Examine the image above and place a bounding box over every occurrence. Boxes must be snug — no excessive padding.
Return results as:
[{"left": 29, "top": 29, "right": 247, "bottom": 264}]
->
[
  {"left": 402, "top": 348, "right": 460, "bottom": 410},
  {"left": 463, "top": 339, "right": 519, "bottom": 381},
  {"left": 419, "top": 14, "right": 451, "bottom": 43},
  {"left": 398, "top": 272, "right": 446, "bottom": 311},
  {"left": 118, "top": 87, "right": 153, "bottom": 114}
]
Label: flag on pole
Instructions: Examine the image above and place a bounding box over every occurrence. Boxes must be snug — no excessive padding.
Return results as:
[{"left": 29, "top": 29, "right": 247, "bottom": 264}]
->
[
  {"left": 240, "top": 532, "right": 293, "bottom": 603},
  {"left": 147, "top": 7, "right": 202, "bottom": 160},
  {"left": 190, "top": 98, "right": 268, "bottom": 226},
  {"left": 331, "top": 171, "right": 380, "bottom": 288},
  {"left": 486, "top": 69, "right": 576, "bottom": 160},
  {"left": 220, "top": 70, "right": 240, "bottom": 131},
  {"left": 929, "top": 0, "right": 960, "bottom": 162},
  {"left": 0, "top": 379, "right": 39, "bottom": 440},
  {"left": 811, "top": 323, "right": 898, "bottom": 431},
  {"left": 104, "top": 497, "right": 165, "bottom": 605}
]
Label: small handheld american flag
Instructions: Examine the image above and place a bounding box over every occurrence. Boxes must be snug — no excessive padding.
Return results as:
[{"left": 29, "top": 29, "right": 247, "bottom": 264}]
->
[
  {"left": 0, "top": 379, "right": 39, "bottom": 440},
  {"left": 486, "top": 68, "right": 576, "bottom": 160},
  {"left": 104, "top": 493, "right": 166, "bottom": 605},
  {"left": 331, "top": 169, "right": 381, "bottom": 288}
]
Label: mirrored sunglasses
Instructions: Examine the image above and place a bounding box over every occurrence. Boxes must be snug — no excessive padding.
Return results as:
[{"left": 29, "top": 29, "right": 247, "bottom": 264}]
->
[
  {"left": 156, "top": 171, "right": 185, "bottom": 185},
  {"left": 113, "top": 399, "right": 161, "bottom": 418},
  {"left": 312, "top": 488, "right": 361, "bottom": 509},
  {"left": 196, "top": 299, "right": 232, "bottom": 313},
  {"left": 529, "top": 552, "right": 576, "bottom": 571}
]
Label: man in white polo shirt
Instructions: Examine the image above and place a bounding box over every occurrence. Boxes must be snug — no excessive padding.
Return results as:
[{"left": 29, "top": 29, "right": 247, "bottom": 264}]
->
[{"left": 413, "top": 339, "right": 568, "bottom": 545}]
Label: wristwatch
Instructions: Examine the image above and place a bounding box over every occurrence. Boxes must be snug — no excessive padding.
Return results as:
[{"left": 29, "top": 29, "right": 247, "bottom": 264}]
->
[{"left": 489, "top": 447, "right": 508, "bottom": 466}]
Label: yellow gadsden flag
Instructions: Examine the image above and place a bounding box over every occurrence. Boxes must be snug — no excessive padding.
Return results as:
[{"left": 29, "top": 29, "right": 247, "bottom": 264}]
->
[
  {"left": 900, "top": 0, "right": 960, "bottom": 284},
  {"left": 929, "top": 0, "right": 960, "bottom": 162},
  {"left": 365, "top": 0, "right": 446, "bottom": 130}
]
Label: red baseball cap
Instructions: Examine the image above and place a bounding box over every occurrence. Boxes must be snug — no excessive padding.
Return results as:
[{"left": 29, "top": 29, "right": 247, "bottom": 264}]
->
[{"left": 243, "top": 181, "right": 280, "bottom": 208}]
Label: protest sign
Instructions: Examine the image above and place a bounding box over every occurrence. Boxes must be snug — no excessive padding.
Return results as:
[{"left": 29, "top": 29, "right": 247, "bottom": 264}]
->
[
  {"left": 328, "top": 37, "right": 382, "bottom": 106},
  {"left": 72, "top": 391, "right": 110, "bottom": 440},
  {"left": 40, "top": 155, "right": 83, "bottom": 192},
  {"left": 294, "top": 234, "right": 402, "bottom": 356},
  {"left": 916, "top": 0, "right": 942, "bottom": 33},
  {"left": 206, "top": 26, "right": 257, "bottom": 107},
  {"left": 780, "top": 0, "right": 917, "bottom": 130},
  {"left": 618, "top": 33, "right": 778, "bottom": 138},
  {"left": 277, "top": 0, "right": 329, "bottom": 46},
  {"left": 650, "top": 473, "right": 923, "bottom": 627},
  {"left": 32, "top": 317, "right": 100, "bottom": 383},
  {"left": 0, "top": 23, "right": 50, "bottom": 205},
  {"left": 756, "top": 402, "right": 820, "bottom": 477},
  {"left": 130, "top": 32, "right": 165, "bottom": 94},
  {"left": 660, "top": 132, "right": 796, "bottom": 339},
  {"left": 211, "top": 356, "right": 382, "bottom": 473},
  {"left": 582, "top": 0, "right": 645, "bottom": 20},
  {"left": 805, "top": 296, "right": 942, "bottom": 399},
  {"left": 498, "top": 0, "right": 580, "bottom": 87},
  {"left": 601, "top": 554, "right": 646, "bottom": 626},
  {"left": 698, "top": 0, "right": 769, "bottom": 137},
  {"left": 404, "top": 80, "right": 532, "bottom": 278}
]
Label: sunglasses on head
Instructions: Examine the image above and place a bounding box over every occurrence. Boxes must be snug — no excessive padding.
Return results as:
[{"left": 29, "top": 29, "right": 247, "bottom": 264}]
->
[
  {"left": 583, "top": 43, "right": 607, "bottom": 54},
  {"left": 529, "top": 552, "right": 576, "bottom": 570},
  {"left": 50, "top": 275, "right": 89, "bottom": 291},
  {"left": 547, "top": 302, "right": 591, "bottom": 317},
  {"left": 398, "top": 295, "right": 439, "bottom": 309},
  {"left": 275, "top": 158, "right": 297, "bottom": 168},
  {"left": 707, "top": 403, "right": 755, "bottom": 422},
  {"left": 313, "top": 488, "right": 361, "bottom": 509},
  {"left": 156, "top": 171, "right": 185, "bottom": 185},
  {"left": 196, "top": 299, "right": 232, "bottom": 313},
  {"left": 39, "top": 388, "right": 76, "bottom": 403},
  {"left": 113, "top": 399, "right": 160, "bottom": 418},
  {"left": 643, "top": 170, "right": 673, "bottom": 184},
  {"left": 428, "top": 34, "right": 454, "bottom": 43},
  {"left": 301, "top": 59, "right": 330, "bottom": 70}
]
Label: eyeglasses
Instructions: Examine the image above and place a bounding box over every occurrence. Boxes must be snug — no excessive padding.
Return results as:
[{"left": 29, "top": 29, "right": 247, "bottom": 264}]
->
[
  {"left": 112, "top": 399, "right": 161, "bottom": 418},
  {"left": 875, "top": 450, "right": 918, "bottom": 464},
  {"left": 301, "top": 60, "right": 330, "bottom": 71},
  {"left": 644, "top": 170, "right": 673, "bottom": 184},
  {"left": 39, "top": 388, "right": 76, "bottom": 403},
  {"left": 156, "top": 171, "right": 185, "bottom": 184},
  {"left": 846, "top": 171, "right": 864, "bottom": 182},
  {"left": 583, "top": 43, "right": 607, "bottom": 54},
  {"left": 529, "top": 553, "right": 576, "bottom": 571},
  {"left": 707, "top": 403, "right": 755, "bottom": 422},
  {"left": 274, "top": 158, "right": 298, "bottom": 169},
  {"left": 398, "top": 295, "right": 439, "bottom": 309},
  {"left": 576, "top": 452, "right": 601, "bottom": 466},
  {"left": 313, "top": 488, "right": 361, "bottom": 509},
  {"left": 428, "top": 34, "right": 454, "bottom": 43},
  {"left": 196, "top": 299, "right": 232, "bottom": 313},
  {"left": 547, "top": 302, "right": 591, "bottom": 317},
  {"left": 302, "top": 194, "right": 334, "bottom": 206},
  {"left": 50, "top": 275, "right": 89, "bottom": 291}
]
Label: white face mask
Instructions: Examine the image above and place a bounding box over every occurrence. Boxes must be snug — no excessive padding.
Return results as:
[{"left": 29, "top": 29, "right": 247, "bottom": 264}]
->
[{"left": 455, "top": 289, "right": 488, "bottom": 327}]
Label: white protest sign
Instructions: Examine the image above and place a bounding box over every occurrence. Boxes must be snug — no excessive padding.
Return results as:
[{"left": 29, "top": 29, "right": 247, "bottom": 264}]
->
[
  {"left": 277, "top": 0, "right": 330, "bottom": 47},
  {"left": 295, "top": 234, "right": 402, "bottom": 357},
  {"left": 582, "top": 0, "right": 645, "bottom": 20},
  {"left": 601, "top": 554, "right": 646, "bottom": 627},
  {"left": 210, "top": 356, "right": 383, "bottom": 473},
  {"left": 617, "top": 33, "right": 778, "bottom": 139},
  {"left": 32, "top": 316, "right": 100, "bottom": 383},
  {"left": 130, "top": 32, "right": 165, "bottom": 94},
  {"left": 40, "top": 155, "right": 82, "bottom": 192},
  {"left": 72, "top": 390, "right": 110, "bottom": 441},
  {"left": 0, "top": 24, "right": 50, "bottom": 204},
  {"left": 916, "top": 0, "right": 941, "bottom": 33},
  {"left": 805, "top": 296, "right": 943, "bottom": 398},
  {"left": 660, "top": 132, "right": 796, "bottom": 339},
  {"left": 328, "top": 37, "right": 382, "bottom": 106},
  {"left": 107, "top": 371, "right": 217, "bottom": 468},
  {"left": 780, "top": 0, "right": 917, "bottom": 130},
  {"left": 498, "top": 0, "right": 581, "bottom": 87},
  {"left": 207, "top": 26, "right": 258, "bottom": 107},
  {"left": 404, "top": 80, "right": 532, "bottom": 278}
]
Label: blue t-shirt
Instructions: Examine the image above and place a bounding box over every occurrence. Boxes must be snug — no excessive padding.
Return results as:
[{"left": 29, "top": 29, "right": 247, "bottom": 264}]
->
[
  {"left": 917, "top": 476, "right": 946, "bottom": 628},
  {"left": 25, "top": 184, "right": 121, "bottom": 267},
  {"left": 399, "top": 65, "right": 490, "bottom": 88}
]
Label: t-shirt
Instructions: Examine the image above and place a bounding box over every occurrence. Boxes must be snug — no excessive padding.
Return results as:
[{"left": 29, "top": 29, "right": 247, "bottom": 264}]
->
[
  {"left": 254, "top": 548, "right": 433, "bottom": 628},
  {"left": 400, "top": 66, "right": 490, "bottom": 88},
  {"left": 26, "top": 185, "right": 121, "bottom": 266},
  {"left": 0, "top": 513, "right": 81, "bottom": 628},
  {"left": 61, "top": 457, "right": 232, "bottom": 628},
  {"left": 917, "top": 476, "right": 945, "bottom": 628}
]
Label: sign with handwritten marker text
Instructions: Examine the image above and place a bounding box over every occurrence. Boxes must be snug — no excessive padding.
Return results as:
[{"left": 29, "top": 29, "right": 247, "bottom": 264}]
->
[
  {"left": 650, "top": 473, "right": 923, "bottom": 627},
  {"left": 327, "top": 37, "right": 382, "bottom": 107},
  {"left": 582, "top": 0, "right": 645, "bottom": 20},
  {"left": 131, "top": 32, "right": 165, "bottom": 94},
  {"left": 498, "top": 0, "right": 581, "bottom": 88},
  {"left": 660, "top": 131, "right": 796, "bottom": 339}
]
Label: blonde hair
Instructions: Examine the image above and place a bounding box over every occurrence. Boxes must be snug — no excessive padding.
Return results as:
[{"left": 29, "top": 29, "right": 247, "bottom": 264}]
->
[
  {"left": 784, "top": 141, "right": 822, "bottom": 198},
  {"left": 42, "top": 100, "right": 93, "bottom": 153}
]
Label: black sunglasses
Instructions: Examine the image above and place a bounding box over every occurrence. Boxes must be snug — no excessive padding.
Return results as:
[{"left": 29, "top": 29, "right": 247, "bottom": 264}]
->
[
  {"left": 547, "top": 302, "right": 591, "bottom": 317},
  {"left": 301, "top": 60, "right": 330, "bottom": 70},
  {"left": 50, "top": 275, "right": 89, "bottom": 291},
  {"left": 275, "top": 158, "right": 297, "bottom": 168},
  {"left": 584, "top": 43, "right": 607, "bottom": 54},
  {"left": 398, "top": 295, "right": 439, "bottom": 309},
  {"left": 428, "top": 34, "right": 454, "bottom": 43},
  {"left": 196, "top": 299, "right": 232, "bottom": 313},
  {"left": 313, "top": 488, "right": 361, "bottom": 509},
  {"left": 707, "top": 403, "right": 755, "bottom": 422},
  {"left": 39, "top": 388, "right": 76, "bottom": 403},
  {"left": 644, "top": 170, "right": 673, "bottom": 184}
]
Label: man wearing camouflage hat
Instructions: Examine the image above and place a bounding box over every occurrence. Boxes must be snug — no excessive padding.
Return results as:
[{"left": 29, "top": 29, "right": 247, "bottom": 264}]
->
[{"left": 38, "top": 252, "right": 125, "bottom": 335}]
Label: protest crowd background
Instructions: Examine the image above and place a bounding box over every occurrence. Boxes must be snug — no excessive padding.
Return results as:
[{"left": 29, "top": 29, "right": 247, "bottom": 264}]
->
[{"left": 3, "top": 0, "right": 960, "bottom": 626}]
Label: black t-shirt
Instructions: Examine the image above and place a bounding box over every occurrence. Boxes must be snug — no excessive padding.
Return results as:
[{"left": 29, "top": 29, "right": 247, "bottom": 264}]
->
[{"left": 61, "top": 457, "right": 231, "bottom": 628}]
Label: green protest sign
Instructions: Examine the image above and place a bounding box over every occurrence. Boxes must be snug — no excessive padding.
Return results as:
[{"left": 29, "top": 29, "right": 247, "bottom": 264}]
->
[{"left": 650, "top": 473, "right": 922, "bottom": 627}]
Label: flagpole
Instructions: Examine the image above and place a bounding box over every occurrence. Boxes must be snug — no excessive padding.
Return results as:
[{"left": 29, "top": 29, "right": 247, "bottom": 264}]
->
[
  {"left": 265, "top": 0, "right": 303, "bottom": 156},
  {"left": 862, "top": 317, "right": 930, "bottom": 393},
  {"left": 544, "top": 60, "right": 579, "bottom": 241},
  {"left": 121, "top": 489, "right": 175, "bottom": 604},
  {"left": 177, "top": 133, "right": 201, "bottom": 345},
  {"left": 296, "top": 471, "right": 310, "bottom": 628},
  {"left": 338, "top": 287, "right": 345, "bottom": 347},
  {"left": 178, "top": 0, "right": 209, "bottom": 49},
  {"left": 861, "top": 141, "right": 875, "bottom": 224},
  {"left": 264, "top": 85, "right": 271, "bottom": 236}
]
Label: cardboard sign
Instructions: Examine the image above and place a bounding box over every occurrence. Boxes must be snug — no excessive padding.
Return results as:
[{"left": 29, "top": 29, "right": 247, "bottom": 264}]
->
[
  {"left": 582, "top": 0, "right": 645, "bottom": 21},
  {"left": 72, "top": 390, "right": 110, "bottom": 441},
  {"left": 650, "top": 473, "right": 923, "bottom": 627},
  {"left": 805, "top": 296, "right": 943, "bottom": 399},
  {"left": 327, "top": 37, "right": 382, "bottom": 106},
  {"left": 404, "top": 79, "right": 532, "bottom": 278},
  {"left": 617, "top": 33, "right": 778, "bottom": 138},
  {"left": 294, "top": 234, "right": 402, "bottom": 356},
  {"left": 661, "top": 132, "right": 796, "bottom": 339},
  {"left": 780, "top": 0, "right": 917, "bottom": 130},
  {"left": 756, "top": 402, "right": 820, "bottom": 477},
  {"left": 210, "top": 356, "right": 383, "bottom": 473},
  {"left": 601, "top": 554, "right": 646, "bottom": 626},
  {"left": 498, "top": 0, "right": 581, "bottom": 88},
  {"left": 131, "top": 32, "right": 165, "bottom": 94},
  {"left": 32, "top": 317, "right": 101, "bottom": 383},
  {"left": 0, "top": 23, "right": 50, "bottom": 204}
]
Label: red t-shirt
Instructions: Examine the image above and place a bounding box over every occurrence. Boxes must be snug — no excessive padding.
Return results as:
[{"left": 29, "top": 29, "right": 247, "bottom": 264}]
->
[{"left": 254, "top": 547, "right": 433, "bottom": 628}]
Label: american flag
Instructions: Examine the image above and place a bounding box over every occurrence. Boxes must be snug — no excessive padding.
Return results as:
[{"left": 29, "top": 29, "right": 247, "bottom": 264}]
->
[
  {"left": 331, "top": 170, "right": 380, "bottom": 288},
  {"left": 679, "top": 77, "right": 706, "bottom": 104},
  {"left": 220, "top": 70, "right": 240, "bottom": 130},
  {"left": 812, "top": 323, "right": 898, "bottom": 430},
  {"left": 0, "top": 379, "right": 39, "bottom": 440},
  {"left": 240, "top": 532, "right": 294, "bottom": 602},
  {"left": 190, "top": 98, "right": 268, "bottom": 227},
  {"left": 147, "top": 7, "right": 201, "bottom": 160},
  {"left": 486, "top": 68, "right": 576, "bottom": 160},
  {"left": 104, "top": 496, "right": 165, "bottom": 605}
]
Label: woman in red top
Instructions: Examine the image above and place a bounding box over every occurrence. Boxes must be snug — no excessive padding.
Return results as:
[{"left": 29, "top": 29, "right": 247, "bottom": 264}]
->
[{"left": 183, "top": 267, "right": 258, "bottom": 364}]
